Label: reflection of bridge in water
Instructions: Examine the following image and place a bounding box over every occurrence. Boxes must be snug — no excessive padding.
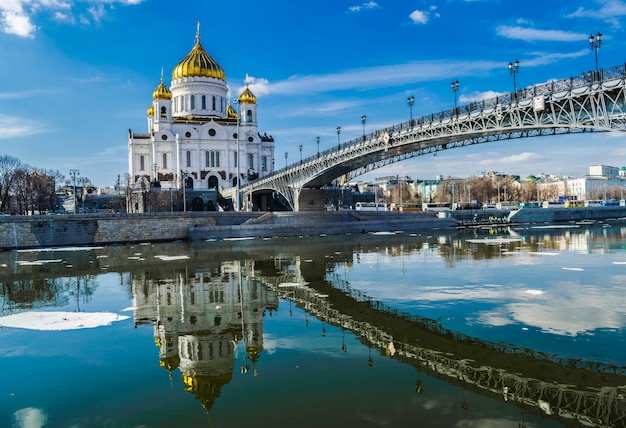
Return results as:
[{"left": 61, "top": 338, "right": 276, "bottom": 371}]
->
[
  {"left": 256, "top": 267, "right": 626, "bottom": 428},
  {"left": 127, "top": 243, "right": 626, "bottom": 427},
  {"left": 223, "top": 64, "right": 626, "bottom": 211}
]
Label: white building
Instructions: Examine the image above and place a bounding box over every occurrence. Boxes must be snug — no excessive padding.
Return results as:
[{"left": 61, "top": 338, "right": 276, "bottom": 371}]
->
[{"left": 128, "top": 27, "right": 275, "bottom": 210}]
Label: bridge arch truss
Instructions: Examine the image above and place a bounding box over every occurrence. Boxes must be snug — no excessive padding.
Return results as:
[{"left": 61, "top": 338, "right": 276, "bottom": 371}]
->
[{"left": 239, "top": 65, "right": 626, "bottom": 211}]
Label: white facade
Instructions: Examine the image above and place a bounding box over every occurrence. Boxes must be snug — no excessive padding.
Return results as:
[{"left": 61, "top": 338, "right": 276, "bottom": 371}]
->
[{"left": 128, "top": 31, "right": 274, "bottom": 193}]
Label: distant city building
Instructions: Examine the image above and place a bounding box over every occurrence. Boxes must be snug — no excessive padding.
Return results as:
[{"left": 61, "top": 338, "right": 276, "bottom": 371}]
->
[
  {"left": 127, "top": 26, "right": 275, "bottom": 211},
  {"left": 589, "top": 164, "right": 620, "bottom": 177}
]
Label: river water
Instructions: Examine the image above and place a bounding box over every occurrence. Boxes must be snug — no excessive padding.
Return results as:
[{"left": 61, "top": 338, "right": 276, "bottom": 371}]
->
[{"left": 1, "top": 220, "right": 626, "bottom": 427}]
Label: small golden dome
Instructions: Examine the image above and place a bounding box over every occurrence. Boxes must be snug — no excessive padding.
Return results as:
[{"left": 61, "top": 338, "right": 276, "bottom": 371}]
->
[
  {"left": 238, "top": 84, "right": 256, "bottom": 105},
  {"left": 152, "top": 78, "right": 172, "bottom": 100},
  {"left": 226, "top": 103, "right": 238, "bottom": 119},
  {"left": 147, "top": 104, "right": 154, "bottom": 117},
  {"left": 172, "top": 35, "right": 226, "bottom": 81}
]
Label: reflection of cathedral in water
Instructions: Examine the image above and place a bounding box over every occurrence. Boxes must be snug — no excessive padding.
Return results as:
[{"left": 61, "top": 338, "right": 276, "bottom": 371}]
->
[{"left": 132, "top": 260, "right": 278, "bottom": 410}]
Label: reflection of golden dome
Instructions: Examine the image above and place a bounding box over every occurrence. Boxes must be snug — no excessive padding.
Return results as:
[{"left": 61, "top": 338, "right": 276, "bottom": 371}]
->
[
  {"left": 152, "top": 78, "right": 172, "bottom": 100},
  {"left": 160, "top": 356, "right": 180, "bottom": 371},
  {"left": 155, "top": 336, "right": 162, "bottom": 347},
  {"left": 246, "top": 346, "right": 262, "bottom": 363},
  {"left": 182, "top": 372, "right": 233, "bottom": 410},
  {"left": 172, "top": 35, "right": 226, "bottom": 81},
  {"left": 147, "top": 104, "right": 154, "bottom": 117},
  {"left": 238, "top": 84, "right": 256, "bottom": 105}
]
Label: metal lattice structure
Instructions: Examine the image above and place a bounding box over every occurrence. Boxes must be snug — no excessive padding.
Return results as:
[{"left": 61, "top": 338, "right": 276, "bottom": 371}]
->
[
  {"left": 257, "top": 271, "right": 626, "bottom": 428},
  {"left": 234, "top": 64, "right": 626, "bottom": 211}
]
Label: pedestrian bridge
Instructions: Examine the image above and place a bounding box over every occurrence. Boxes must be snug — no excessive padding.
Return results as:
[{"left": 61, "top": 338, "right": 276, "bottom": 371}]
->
[{"left": 224, "top": 64, "right": 626, "bottom": 211}]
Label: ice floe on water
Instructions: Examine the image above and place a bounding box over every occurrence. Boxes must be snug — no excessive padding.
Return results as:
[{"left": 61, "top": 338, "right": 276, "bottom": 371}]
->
[
  {"left": 466, "top": 238, "right": 521, "bottom": 244},
  {"left": 0, "top": 311, "right": 129, "bottom": 331},
  {"left": 154, "top": 255, "right": 190, "bottom": 261},
  {"left": 562, "top": 267, "right": 584, "bottom": 271},
  {"left": 17, "top": 246, "right": 104, "bottom": 253},
  {"left": 528, "top": 252, "right": 560, "bottom": 256},
  {"left": 16, "top": 259, "right": 63, "bottom": 266}
]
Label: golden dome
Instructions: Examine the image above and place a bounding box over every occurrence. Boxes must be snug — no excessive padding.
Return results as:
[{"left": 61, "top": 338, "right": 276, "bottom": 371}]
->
[
  {"left": 226, "top": 103, "right": 238, "bottom": 119},
  {"left": 238, "top": 84, "right": 256, "bottom": 105},
  {"left": 147, "top": 104, "right": 154, "bottom": 117},
  {"left": 152, "top": 78, "right": 172, "bottom": 100},
  {"left": 159, "top": 356, "right": 180, "bottom": 371},
  {"left": 172, "top": 35, "right": 226, "bottom": 81}
]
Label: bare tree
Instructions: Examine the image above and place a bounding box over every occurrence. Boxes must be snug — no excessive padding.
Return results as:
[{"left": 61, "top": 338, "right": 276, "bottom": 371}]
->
[{"left": 0, "top": 155, "right": 22, "bottom": 213}]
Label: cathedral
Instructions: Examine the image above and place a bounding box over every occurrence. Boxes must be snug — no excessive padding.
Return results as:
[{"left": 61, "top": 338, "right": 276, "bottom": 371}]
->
[{"left": 128, "top": 26, "right": 275, "bottom": 211}]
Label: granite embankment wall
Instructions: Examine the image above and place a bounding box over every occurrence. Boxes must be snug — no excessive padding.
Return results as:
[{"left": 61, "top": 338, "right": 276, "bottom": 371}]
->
[
  {"left": 0, "top": 212, "right": 262, "bottom": 250},
  {"left": 0, "top": 211, "right": 459, "bottom": 250},
  {"left": 189, "top": 211, "right": 458, "bottom": 240},
  {"left": 509, "top": 206, "right": 626, "bottom": 223}
]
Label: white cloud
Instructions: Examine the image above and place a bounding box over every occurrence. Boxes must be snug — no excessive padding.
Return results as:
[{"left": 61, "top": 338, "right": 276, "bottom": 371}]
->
[
  {"left": 0, "top": 114, "right": 48, "bottom": 139},
  {"left": 499, "top": 152, "right": 544, "bottom": 165},
  {"left": 460, "top": 90, "right": 506, "bottom": 103},
  {"left": 409, "top": 9, "right": 429, "bottom": 24},
  {"left": 1, "top": 9, "right": 36, "bottom": 38},
  {"left": 0, "top": 0, "right": 145, "bottom": 38},
  {"left": 348, "top": 1, "right": 379, "bottom": 13},
  {"left": 496, "top": 25, "right": 587, "bottom": 42},
  {"left": 567, "top": 0, "right": 626, "bottom": 19}
]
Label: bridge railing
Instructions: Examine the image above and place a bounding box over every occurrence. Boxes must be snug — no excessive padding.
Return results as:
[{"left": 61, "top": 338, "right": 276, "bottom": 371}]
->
[{"left": 247, "top": 63, "right": 626, "bottom": 188}]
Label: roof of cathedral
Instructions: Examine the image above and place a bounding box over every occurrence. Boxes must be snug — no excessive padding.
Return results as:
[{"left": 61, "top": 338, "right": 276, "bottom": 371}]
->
[
  {"left": 226, "top": 103, "right": 238, "bottom": 119},
  {"left": 152, "top": 78, "right": 172, "bottom": 100},
  {"left": 238, "top": 84, "right": 257, "bottom": 105},
  {"left": 172, "top": 35, "right": 226, "bottom": 81}
]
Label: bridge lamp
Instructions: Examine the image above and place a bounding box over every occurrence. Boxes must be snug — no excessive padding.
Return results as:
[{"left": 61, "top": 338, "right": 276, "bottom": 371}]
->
[
  {"left": 589, "top": 32, "right": 602, "bottom": 75},
  {"left": 285, "top": 152, "right": 288, "bottom": 167},
  {"left": 450, "top": 80, "right": 459, "bottom": 113},
  {"left": 407, "top": 96, "right": 414, "bottom": 121},
  {"left": 508, "top": 60, "right": 519, "bottom": 98},
  {"left": 69, "top": 169, "right": 79, "bottom": 214},
  {"left": 299, "top": 144, "right": 303, "bottom": 164},
  {"left": 336, "top": 126, "right": 341, "bottom": 149},
  {"left": 316, "top": 136, "right": 320, "bottom": 157},
  {"left": 361, "top": 115, "right": 367, "bottom": 138}
]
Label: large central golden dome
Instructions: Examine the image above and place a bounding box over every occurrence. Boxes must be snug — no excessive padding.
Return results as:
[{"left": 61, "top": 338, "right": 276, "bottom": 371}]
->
[{"left": 172, "top": 35, "right": 226, "bottom": 81}]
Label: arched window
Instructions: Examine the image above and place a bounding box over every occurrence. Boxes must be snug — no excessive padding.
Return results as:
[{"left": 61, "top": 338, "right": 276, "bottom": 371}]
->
[
  {"left": 162, "top": 153, "right": 167, "bottom": 169},
  {"left": 212, "top": 96, "right": 216, "bottom": 110},
  {"left": 248, "top": 154, "right": 254, "bottom": 170},
  {"left": 186, "top": 151, "right": 191, "bottom": 168},
  {"left": 220, "top": 97, "right": 224, "bottom": 112},
  {"left": 246, "top": 109, "right": 252, "bottom": 122},
  {"left": 140, "top": 155, "right": 145, "bottom": 171},
  {"left": 190, "top": 95, "right": 195, "bottom": 110},
  {"left": 202, "top": 95, "right": 206, "bottom": 110},
  {"left": 215, "top": 151, "right": 220, "bottom": 167},
  {"left": 205, "top": 151, "right": 210, "bottom": 167},
  {"left": 233, "top": 151, "right": 238, "bottom": 168}
]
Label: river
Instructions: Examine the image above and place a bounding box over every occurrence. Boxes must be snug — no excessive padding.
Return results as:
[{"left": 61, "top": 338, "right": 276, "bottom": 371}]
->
[{"left": 1, "top": 220, "right": 626, "bottom": 427}]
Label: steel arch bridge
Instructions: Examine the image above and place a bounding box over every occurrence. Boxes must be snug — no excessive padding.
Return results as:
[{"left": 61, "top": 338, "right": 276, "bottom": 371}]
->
[{"left": 226, "top": 64, "right": 626, "bottom": 211}]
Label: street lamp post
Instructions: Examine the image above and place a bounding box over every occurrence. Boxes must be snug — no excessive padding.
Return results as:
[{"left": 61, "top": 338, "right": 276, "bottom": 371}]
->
[
  {"left": 451, "top": 80, "right": 459, "bottom": 114},
  {"left": 508, "top": 60, "right": 519, "bottom": 98},
  {"left": 181, "top": 170, "right": 187, "bottom": 212},
  {"left": 299, "top": 144, "right": 303, "bottom": 164},
  {"left": 316, "top": 136, "right": 320, "bottom": 157},
  {"left": 336, "top": 126, "right": 341, "bottom": 149},
  {"left": 361, "top": 115, "right": 367, "bottom": 139},
  {"left": 407, "top": 96, "right": 414, "bottom": 122},
  {"left": 284, "top": 152, "right": 288, "bottom": 167},
  {"left": 69, "top": 169, "right": 79, "bottom": 214},
  {"left": 589, "top": 32, "right": 602, "bottom": 77},
  {"left": 235, "top": 99, "right": 241, "bottom": 211}
]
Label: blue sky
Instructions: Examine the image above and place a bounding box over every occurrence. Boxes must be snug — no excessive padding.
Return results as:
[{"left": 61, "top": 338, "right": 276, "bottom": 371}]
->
[{"left": 1, "top": 0, "right": 626, "bottom": 187}]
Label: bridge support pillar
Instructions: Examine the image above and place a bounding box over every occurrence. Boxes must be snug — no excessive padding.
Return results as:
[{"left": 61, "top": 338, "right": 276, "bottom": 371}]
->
[{"left": 297, "top": 188, "right": 325, "bottom": 211}]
